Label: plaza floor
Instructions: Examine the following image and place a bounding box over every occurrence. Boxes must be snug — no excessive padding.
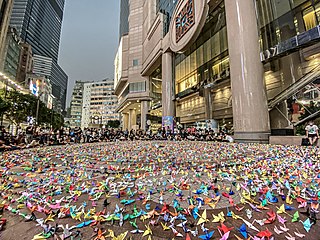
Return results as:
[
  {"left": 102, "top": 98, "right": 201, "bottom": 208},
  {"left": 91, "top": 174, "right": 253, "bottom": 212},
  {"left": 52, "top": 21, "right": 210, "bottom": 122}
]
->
[{"left": 0, "top": 141, "right": 319, "bottom": 239}]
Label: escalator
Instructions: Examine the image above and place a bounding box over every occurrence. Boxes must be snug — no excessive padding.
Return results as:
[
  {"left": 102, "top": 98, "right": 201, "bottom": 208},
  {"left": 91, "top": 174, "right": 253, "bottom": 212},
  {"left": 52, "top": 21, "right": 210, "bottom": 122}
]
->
[{"left": 268, "top": 64, "right": 320, "bottom": 111}]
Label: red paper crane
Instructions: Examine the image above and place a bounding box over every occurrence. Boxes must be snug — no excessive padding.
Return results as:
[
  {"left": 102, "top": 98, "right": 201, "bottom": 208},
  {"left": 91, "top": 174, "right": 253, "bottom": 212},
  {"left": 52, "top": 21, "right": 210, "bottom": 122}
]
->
[
  {"left": 257, "top": 228, "right": 273, "bottom": 239},
  {"left": 218, "top": 222, "right": 234, "bottom": 234},
  {"left": 264, "top": 210, "right": 276, "bottom": 224}
]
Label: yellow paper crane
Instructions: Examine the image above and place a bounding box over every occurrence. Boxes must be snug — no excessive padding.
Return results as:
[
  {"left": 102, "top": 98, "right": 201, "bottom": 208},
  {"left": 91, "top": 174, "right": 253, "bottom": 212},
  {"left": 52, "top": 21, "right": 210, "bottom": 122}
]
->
[
  {"left": 143, "top": 225, "right": 152, "bottom": 237},
  {"left": 212, "top": 211, "right": 225, "bottom": 223},
  {"left": 44, "top": 213, "right": 55, "bottom": 223},
  {"left": 161, "top": 222, "right": 170, "bottom": 231},
  {"left": 286, "top": 195, "right": 293, "bottom": 205},
  {"left": 277, "top": 204, "right": 286, "bottom": 214},
  {"left": 106, "top": 230, "right": 128, "bottom": 240},
  {"left": 197, "top": 209, "right": 209, "bottom": 225}
]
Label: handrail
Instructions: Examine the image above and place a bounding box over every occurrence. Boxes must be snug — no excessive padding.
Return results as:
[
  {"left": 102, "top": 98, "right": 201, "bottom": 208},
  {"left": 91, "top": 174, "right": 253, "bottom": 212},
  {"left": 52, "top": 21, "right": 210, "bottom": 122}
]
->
[
  {"left": 293, "top": 109, "right": 320, "bottom": 127},
  {"left": 268, "top": 64, "right": 320, "bottom": 111}
]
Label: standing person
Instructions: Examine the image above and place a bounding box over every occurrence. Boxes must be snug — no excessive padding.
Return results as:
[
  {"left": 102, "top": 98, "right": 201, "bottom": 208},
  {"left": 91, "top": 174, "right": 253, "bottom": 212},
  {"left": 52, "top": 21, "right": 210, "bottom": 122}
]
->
[
  {"left": 25, "top": 124, "right": 33, "bottom": 144},
  {"left": 305, "top": 121, "right": 319, "bottom": 146}
]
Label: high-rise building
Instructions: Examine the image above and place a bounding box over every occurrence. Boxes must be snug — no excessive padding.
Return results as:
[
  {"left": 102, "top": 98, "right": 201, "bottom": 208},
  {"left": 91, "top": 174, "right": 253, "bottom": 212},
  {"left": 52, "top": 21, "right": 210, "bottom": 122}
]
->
[
  {"left": 2, "top": 27, "right": 21, "bottom": 80},
  {"left": 81, "top": 79, "right": 119, "bottom": 129},
  {"left": 0, "top": 0, "right": 13, "bottom": 70},
  {"left": 16, "top": 42, "right": 33, "bottom": 83},
  {"left": 115, "top": 0, "right": 320, "bottom": 143},
  {"left": 10, "top": 0, "right": 68, "bottom": 110},
  {"left": 69, "top": 81, "right": 85, "bottom": 129},
  {"left": 119, "top": 0, "right": 129, "bottom": 39}
]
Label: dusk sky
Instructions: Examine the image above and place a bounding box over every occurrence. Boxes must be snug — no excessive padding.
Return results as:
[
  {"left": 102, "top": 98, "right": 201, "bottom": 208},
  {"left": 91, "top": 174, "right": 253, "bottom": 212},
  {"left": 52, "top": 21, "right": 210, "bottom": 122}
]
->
[{"left": 58, "top": 0, "right": 120, "bottom": 107}]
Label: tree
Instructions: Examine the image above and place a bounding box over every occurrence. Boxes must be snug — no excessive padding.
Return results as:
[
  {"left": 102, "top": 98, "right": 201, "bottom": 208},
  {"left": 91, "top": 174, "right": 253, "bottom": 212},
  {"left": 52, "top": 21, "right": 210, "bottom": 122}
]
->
[
  {"left": 0, "top": 96, "right": 11, "bottom": 117},
  {"left": 2, "top": 90, "right": 64, "bottom": 128}
]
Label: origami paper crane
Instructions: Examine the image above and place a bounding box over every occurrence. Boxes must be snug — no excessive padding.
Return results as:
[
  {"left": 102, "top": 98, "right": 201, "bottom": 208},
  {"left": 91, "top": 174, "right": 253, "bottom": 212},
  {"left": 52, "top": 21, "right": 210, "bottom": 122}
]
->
[
  {"left": 197, "top": 209, "right": 209, "bottom": 225},
  {"left": 273, "top": 226, "right": 283, "bottom": 235},
  {"left": 246, "top": 209, "right": 252, "bottom": 219},
  {"left": 256, "top": 228, "right": 273, "bottom": 239},
  {"left": 291, "top": 211, "right": 299, "bottom": 222},
  {"left": 277, "top": 214, "right": 287, "bottom": 224},
  {"left": 161, "top": 222, "right": 170, "bottom": 231},
  {"left": 302, "top": 218, "right": 312, "bottom": 232},
  {"left": 212, "top": 212, "right": 225, "bottom": 223},
  {"left": 218, "top": 222, "right": 234, "bottom": 234},
  {"left": 143, "top": 224, "right": 152, "bottom": 236},
  {"left": 237, "top": 223, "right": 248, "bottom": 239},
  {"left": 241, "top": 218, "right": 259, "bottom": 232},
  {"left": 170, "top": 225, "right": 183, "bottom": 237},
  {"left": 106, "top": 230, "right": 128, "bottom": 240},
  {"left": 264, "top": 210, "right": 276, "bottom": 224},
  {"left": 294, "top": 229, "right": 305, "bottom": 238},
  {"left": 199, "top": 230, "right": 214, "bottom": 240}
]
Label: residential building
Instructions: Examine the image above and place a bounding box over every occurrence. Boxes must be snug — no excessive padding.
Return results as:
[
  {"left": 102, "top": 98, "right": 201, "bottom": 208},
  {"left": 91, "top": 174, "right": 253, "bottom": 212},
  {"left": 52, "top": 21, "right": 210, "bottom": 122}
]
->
[
  {"left": 115, "top": 0, "right": 320, "bottom": 143},
  {"left": 69, "top": 81, "right": 85, "bottom": 129},
  {"left": 10, "top": 0, "right": 68, "bottom": 110},
  {"left": 81, "top": 79, "right": 119, "bottom": 129}
]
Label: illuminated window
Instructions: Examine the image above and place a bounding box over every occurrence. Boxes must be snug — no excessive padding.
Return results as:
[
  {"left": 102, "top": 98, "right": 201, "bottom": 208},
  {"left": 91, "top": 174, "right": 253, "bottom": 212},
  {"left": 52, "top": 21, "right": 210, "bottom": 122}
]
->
[{"left": 303, "top": 7, "right": 317, "bottom": 31}]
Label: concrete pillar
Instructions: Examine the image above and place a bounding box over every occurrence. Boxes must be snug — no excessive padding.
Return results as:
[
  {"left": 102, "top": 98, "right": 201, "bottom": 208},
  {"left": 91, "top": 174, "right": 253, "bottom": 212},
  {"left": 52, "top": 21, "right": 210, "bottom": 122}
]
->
[
  {"left": 128, "top": 109, "right": 136, "bottom": 130},
  {"left": 122, "top": 113, "right": 129, "bottom": 130},
  {"left": 162, "top": 51, "right": 175, "bottom": 118},
  {"left": 140, "top": 100, "right": 149, "bottom": 130},
  {"left": 204, "top": 87, "right": 213, "bottom": 120},
  {"left": 225, "top": 0, "right": 270, "bottom": 143}
]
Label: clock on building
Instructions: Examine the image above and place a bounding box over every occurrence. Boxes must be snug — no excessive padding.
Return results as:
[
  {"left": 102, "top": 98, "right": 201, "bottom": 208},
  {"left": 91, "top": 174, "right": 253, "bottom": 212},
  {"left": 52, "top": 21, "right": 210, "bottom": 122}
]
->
[{"left": 175, "top": 0, "right": 195, "bottom": 43}]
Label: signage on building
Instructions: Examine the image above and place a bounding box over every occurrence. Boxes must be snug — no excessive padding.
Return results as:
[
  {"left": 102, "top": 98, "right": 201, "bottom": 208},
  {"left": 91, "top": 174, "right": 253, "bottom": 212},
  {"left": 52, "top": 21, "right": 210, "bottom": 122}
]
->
[
  {"left": 169, "top": 0, "right": 208, "bottom": 53},
  {"left": 162, "top": 116, "right": 174, "bottom": 131},
  {"left": 114, "top": 39, "right": 123, "bottom": 89},
  {"left": 29, "top": 78, "right": 41, "bottom": 96},
  {"left": 47, "top": 95, "right": 53, "bottom": 109}
]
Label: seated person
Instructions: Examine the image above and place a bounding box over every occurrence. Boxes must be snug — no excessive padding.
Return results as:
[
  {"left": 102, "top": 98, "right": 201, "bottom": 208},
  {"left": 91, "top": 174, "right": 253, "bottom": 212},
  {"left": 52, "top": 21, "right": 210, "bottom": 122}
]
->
[{"left": 305, "top": 121, "right": 319, "bottom": 146}]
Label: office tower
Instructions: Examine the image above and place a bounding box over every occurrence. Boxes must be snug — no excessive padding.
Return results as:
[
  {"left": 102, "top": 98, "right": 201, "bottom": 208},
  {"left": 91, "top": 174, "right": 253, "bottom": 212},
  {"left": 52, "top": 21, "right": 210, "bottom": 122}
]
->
[
  {"left": 119, "top": 0, "right": 129, "bottom": 40},
  {"left": 10, "top": 0, "right": 68, "bottom": 109},
  {"left": 0, "top": 0, "right": 13, "bottom": 69}
]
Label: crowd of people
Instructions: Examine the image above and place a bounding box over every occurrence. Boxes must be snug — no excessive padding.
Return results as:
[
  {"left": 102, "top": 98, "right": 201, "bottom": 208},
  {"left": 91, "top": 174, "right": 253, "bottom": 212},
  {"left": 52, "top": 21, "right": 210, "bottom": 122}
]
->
[{"left": 0, "top": 125, "right": 234, "bottom": 152}]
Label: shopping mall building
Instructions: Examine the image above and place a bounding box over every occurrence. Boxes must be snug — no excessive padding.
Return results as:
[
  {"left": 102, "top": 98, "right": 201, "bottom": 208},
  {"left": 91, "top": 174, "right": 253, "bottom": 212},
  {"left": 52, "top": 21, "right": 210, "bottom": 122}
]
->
[{"left": 114, "top": 0, "right": 320, "bottom": 143}]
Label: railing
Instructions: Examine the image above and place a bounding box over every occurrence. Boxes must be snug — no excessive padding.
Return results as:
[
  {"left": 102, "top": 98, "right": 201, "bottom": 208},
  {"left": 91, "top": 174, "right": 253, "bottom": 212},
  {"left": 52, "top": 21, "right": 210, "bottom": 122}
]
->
[{"left": 268, "top": 64, "right": 320, "bottom": 111}]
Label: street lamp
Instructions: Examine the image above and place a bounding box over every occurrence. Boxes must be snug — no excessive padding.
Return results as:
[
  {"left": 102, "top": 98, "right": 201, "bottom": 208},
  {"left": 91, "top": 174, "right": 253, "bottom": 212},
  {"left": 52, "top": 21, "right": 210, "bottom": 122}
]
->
[{"left": 35, "top": 92, "right": 43, "bottom": 126}]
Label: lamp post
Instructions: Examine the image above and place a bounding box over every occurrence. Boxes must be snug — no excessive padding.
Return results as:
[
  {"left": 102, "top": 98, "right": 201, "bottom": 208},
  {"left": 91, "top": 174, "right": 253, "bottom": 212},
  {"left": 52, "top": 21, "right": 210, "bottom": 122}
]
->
[
  {"left": 35, "top": 92, "right": 43, "bottom": 126},
  {"left": 0, "top": 77, "right": 8, "bottom": 126}
]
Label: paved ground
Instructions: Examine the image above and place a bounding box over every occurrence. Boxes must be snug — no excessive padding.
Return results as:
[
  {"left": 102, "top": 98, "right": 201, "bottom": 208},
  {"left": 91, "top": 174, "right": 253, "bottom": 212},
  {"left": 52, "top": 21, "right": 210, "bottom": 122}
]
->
[{"left": 0, "top": 141, "right": 319, "bottom": 239}]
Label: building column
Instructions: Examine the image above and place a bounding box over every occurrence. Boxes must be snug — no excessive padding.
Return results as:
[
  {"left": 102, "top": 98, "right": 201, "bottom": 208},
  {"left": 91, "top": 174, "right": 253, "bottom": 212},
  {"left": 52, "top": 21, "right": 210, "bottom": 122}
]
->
[
  {"left": 128, "top": 109, "right": 136, "bottom": 130},
  {"left": 162, "top": 51, "right": 175, "bottom": 118},
  {"left": 225, "top": 0, "right": 270, "bottom": 143},
  {"left": 204, "top": 87, "right": 213, "bottom": 120},
  {"left": 141, "top": 100, "right": 149, "bottom": 131},
  {"left": 122, "top": 113, "right": 129, "bottom": 130}
]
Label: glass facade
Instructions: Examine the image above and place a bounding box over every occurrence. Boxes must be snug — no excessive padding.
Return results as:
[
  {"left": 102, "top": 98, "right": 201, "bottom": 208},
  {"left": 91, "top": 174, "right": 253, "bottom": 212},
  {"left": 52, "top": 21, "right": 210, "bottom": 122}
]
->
[
  {"left": 10, "top": 0, "right": 68, "bottom": 110},
  {"left": 10, "top": 0, "right": 64, "bottom": 62},
  {"left": 150, "top": 67, "right": 162, "bottom": 109},
  {"left": 119, "top": 0, "right": 129, "bottom": 39},
  {"left": 0, "top": 0, "right": 8, "bottom": 28},
  {"left": 156, "top": 0, "right": 178, "bottom": 35},
  {"left": 256, "top": 0, "right": 320, "bottom": 51},
  {"left": 175, "top": 3, "right": 229, "bottom": 95}
]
